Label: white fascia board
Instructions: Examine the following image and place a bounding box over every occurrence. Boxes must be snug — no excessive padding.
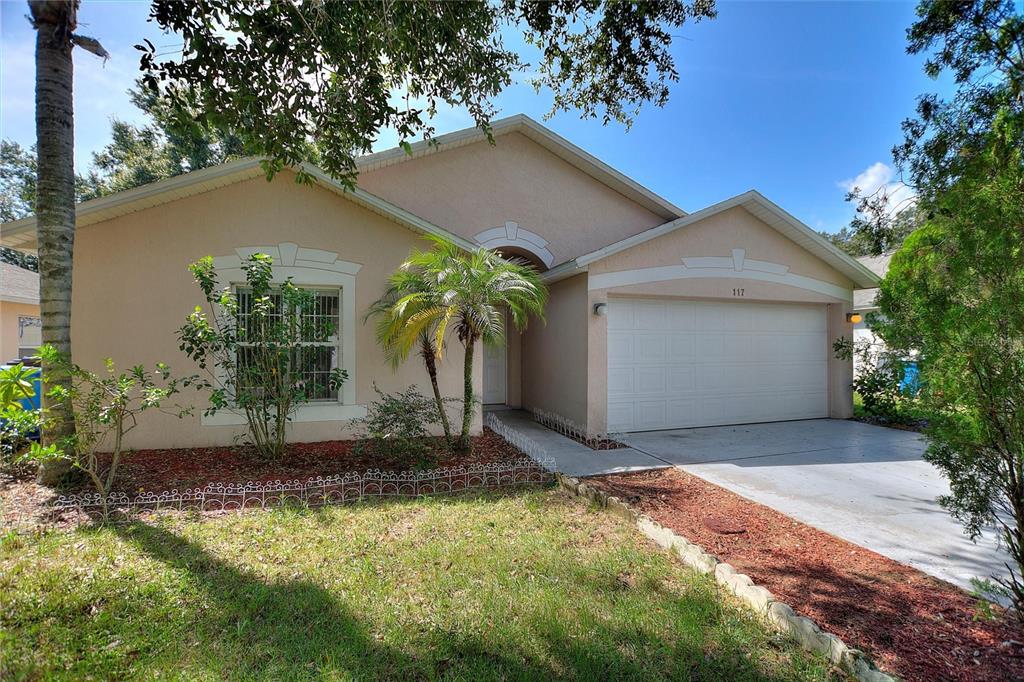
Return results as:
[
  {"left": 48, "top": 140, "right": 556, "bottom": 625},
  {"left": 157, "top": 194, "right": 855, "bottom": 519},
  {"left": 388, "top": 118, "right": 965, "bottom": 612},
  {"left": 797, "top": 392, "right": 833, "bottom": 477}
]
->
[
  {"left": 540, "top": 259, "right": 586, "bottom": 284},
  {"left": 0, "top": 158, "right": 266, "bottom": 249},
  {"left": 0, "top": 294, "right": 38, "bottom": 305},
  {"left": 0, "top": 157, "right": 476, "bottom": 254},
  {"left": 742, "top": 190, "right": 881, "bottom": 287}
]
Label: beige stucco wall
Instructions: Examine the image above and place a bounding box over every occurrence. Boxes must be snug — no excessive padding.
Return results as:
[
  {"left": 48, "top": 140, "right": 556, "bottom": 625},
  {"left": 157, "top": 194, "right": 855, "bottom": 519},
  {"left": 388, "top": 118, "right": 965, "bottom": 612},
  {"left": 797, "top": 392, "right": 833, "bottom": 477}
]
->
[
  {"left": 521, "top": 273, "right": 589, "bottom": 425},
  {"left": 70, "top": 172, "right": 481, "bottom": 450},
  {"left": 584, "top": 205, "right": 855, "bottom": 433},
  {"left": 1, "top": 301, "right": 40, "bottom": 361},
  {"left": 358, "top": 132, "right": 666, "bottom": 265}
]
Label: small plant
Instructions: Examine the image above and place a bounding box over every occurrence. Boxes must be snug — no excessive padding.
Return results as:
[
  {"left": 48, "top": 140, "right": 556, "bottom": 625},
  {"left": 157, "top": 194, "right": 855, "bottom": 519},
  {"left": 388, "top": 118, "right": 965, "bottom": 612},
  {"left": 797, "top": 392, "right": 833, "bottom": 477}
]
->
[
  {"left": 351, "top": 385, "right": 444, "bottom": 465},
  {"left": 20, "top": 347, "right": 192, "bottom": 519},
  {"left": 0, "top": 363, "right": 40, "bottom": 472},
  {"left": 833, "top": 335, "right": 917, "bottom": 420},
  {"left": 180, "top": 253, "right": 348, "bottom": 460},
  {"left": 969, "top": 577, "right": 1011, "bottom": 623},
  {"left": 0, "top": 363, "right": 38, "bottom": 410}
]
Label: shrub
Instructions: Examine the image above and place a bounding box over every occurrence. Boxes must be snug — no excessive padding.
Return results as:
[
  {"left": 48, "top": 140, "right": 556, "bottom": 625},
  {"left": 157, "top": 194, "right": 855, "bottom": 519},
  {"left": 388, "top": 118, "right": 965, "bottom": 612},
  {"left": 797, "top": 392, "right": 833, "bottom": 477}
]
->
[
  {"left": 21, "top": 347, "right": 191, "bottom": 518},
  {"left": 179, "top": 253, "right": 348, "bottom": 460},
  {"left": 834, "top": 335, "right": 918, "bottom": 421},
  {"left": 352, "top": 385, "right": 443, "bottom": 465}
]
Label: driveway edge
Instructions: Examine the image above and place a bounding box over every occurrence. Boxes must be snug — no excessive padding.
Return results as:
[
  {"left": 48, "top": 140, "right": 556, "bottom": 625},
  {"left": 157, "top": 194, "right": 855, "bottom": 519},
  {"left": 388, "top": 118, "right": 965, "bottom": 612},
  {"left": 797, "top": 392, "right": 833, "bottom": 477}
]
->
[{"left": 556, "top": 473, "right": 895, "bottom": 682}]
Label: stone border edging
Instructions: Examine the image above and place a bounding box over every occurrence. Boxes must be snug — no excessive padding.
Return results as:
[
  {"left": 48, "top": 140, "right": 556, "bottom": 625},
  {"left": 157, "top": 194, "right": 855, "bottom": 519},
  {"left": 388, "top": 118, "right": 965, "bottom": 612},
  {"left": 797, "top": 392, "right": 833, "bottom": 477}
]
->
[{"left": 555, "top": 473, "right": 895, "bottom": 682}]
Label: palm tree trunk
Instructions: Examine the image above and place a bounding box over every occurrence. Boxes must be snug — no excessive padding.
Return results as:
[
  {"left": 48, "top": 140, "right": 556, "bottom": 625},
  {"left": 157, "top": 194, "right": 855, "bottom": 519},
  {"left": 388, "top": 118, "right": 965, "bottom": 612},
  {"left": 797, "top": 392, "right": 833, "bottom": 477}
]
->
[
  {"left": 419, "top": 334, "right": 452, "bottom": 443},
  {"left": 32, "top": 0, "right": 78, "bottom": 486},
  {"left": 459, "top": 336, "right": 476, "bottom": 452}
]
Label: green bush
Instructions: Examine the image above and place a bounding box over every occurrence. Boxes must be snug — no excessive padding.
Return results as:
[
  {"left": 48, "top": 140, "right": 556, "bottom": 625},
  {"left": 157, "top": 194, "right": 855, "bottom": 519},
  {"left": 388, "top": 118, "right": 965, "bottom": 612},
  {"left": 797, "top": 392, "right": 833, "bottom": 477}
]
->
[
  {"left": 20, "top": 347, "right": 191, "bottom": 517},
  {"left": 0, "top": 363, "right": 40, "bottom": 473},
  {"left": 834, "top": 336, "right": 918, "bottom": 422},
  {"left": 352, "top": 385, "right": 444, "bottom": 466},
  {"left": 180, "top": 253, "right": 348, "bottom": 460}
]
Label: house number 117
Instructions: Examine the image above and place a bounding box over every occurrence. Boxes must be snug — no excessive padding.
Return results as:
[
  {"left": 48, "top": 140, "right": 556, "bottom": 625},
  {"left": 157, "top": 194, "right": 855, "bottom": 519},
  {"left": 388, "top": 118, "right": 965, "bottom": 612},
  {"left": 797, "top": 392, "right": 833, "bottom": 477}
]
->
[{"left": 732, "top": 288, "right": 745, "bottom": 297}]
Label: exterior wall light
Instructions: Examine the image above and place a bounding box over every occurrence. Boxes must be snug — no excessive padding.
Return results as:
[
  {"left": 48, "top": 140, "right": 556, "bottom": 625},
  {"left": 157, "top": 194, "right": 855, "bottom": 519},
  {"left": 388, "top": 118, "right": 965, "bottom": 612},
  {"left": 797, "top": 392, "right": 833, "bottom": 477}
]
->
[
  {"left": 593, "top": 302, "right": 608, "bottom": 317},
  {"left": 846, "top": 313, "right": 863, "bottom": 324}
]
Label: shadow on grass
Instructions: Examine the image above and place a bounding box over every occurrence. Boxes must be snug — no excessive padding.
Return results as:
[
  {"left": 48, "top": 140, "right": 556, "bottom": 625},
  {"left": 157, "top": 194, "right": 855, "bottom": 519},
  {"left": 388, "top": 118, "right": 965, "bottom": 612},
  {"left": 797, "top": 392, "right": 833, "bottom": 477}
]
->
[{"left": 106, "top": 505, "right": 809, "bottom": 681}]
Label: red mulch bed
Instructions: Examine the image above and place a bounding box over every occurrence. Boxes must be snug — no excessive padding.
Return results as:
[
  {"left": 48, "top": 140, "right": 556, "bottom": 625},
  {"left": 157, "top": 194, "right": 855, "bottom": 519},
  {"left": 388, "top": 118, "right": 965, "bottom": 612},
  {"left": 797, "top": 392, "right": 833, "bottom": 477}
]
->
[
  {"left": 0, "top": 429, "right": 528, "bottom": 527},
  {"left": 102, "top": 428, "right": 524, "bottom": 494},
  {"left": 590, "top": 467, "right": 1024, "bottom": 682}
]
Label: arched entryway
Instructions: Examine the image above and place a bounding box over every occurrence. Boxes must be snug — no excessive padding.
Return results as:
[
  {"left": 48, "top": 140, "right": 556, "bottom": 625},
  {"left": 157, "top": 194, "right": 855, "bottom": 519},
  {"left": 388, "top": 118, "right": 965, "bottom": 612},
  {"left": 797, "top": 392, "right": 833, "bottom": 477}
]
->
[{"left": 481, "top": 243, "right": 549, "bottom": 408}]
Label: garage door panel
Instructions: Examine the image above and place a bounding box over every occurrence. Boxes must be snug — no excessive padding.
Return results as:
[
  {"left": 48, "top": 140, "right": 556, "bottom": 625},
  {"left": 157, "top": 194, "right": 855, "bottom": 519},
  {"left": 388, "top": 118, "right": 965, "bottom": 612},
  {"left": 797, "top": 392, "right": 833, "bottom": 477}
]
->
[
  {"left": 607, "top": 299, "right": 828, "bottom": 432},
  {"left": 608, "top": 368, "right": 634, "bottom": 395},
  {"left": 667, "top": 336, "right": 696, "bottom": 361},
  {"left": 608, "top": 335, "right": 634, "bottom": 362},
  {"left": 636, "top": 401, "right": 667, "bottom": 429},
  {"left": 607, "top": 302, "right": 635, "bottom": 329},
  {"left": 636, "top": 335, "right": 667, "bottom": 363},
  {"left": 636, "top": 368, "right": 666, "bottom": 393},
  {"left": 635, "top": 301, "right": 669, "bottom": 329},
  {"left": 667, "top": 367, "right": 696, "bottom": 392},
  {"left": 666, "top": 399, "right": 697, "bottom": 425},
  {"left": 607, "top": 403, "right": 635, "bottom": 431},
  {"left": 666, "top": 301, "right": 696, "bottom": 329}
]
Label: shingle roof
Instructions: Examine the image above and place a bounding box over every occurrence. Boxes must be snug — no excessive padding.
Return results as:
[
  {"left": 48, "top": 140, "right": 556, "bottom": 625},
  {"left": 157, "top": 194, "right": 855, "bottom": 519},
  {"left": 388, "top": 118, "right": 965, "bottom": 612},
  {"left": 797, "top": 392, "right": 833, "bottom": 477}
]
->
[
  {"left": 0, "top": 262, "right": 39, "bottom": 304},
  {"left": 852, "top": 251, "right": 893, "bottom": 310}
]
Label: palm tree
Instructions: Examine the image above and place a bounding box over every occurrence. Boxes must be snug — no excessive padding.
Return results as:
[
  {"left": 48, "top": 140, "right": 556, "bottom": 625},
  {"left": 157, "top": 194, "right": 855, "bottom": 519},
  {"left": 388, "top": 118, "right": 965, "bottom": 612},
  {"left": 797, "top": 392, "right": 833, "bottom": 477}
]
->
[
  {"left": 365, "top": 276, "right": 453, "bottom": 444},
  {"left": 28, "top": 1, "right": 107, "bottom": 485},
  {"left": 388, "top": 236, "right": 547, "bottom": 451}
]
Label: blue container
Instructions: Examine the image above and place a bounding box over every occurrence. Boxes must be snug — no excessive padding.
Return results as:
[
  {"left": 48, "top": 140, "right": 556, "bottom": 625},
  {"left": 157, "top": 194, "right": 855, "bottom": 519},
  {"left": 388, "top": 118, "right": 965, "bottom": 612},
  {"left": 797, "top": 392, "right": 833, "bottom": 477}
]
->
[{"left": 900, "top": 360, "right": 920, "bottom": 395}]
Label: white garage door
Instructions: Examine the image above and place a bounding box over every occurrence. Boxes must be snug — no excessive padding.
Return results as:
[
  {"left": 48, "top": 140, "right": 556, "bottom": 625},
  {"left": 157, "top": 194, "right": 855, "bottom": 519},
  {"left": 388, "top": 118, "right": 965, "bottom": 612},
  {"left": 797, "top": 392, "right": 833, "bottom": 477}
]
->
[{"left": 607, "top": 298, "right": 828, "bottom": 432}]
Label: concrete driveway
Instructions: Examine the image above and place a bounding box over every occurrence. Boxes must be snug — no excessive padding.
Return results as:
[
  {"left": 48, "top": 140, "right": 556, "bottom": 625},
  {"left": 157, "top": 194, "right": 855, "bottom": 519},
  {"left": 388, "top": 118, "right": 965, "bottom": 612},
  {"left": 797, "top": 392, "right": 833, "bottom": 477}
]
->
[{"left": 621, "top": 419, "right": 1011, "bottom": 594}]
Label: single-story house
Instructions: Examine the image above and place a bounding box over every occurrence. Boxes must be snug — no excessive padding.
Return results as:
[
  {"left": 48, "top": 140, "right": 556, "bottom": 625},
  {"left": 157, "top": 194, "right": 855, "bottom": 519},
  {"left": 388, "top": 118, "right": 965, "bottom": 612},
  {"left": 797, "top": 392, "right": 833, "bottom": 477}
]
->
[
  {"left": 0, "top": 115, "right": 878, "bottom": 449},
  {"left": 1, "top": 262, "right": 41, "bottom": 363}
]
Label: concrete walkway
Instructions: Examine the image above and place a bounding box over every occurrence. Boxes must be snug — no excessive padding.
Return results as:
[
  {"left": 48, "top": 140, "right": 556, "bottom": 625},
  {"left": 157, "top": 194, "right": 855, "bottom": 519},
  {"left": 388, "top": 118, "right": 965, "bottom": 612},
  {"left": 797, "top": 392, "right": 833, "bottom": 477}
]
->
[{"left": 486, "top": 409, "right": 668, "bottom": 478}]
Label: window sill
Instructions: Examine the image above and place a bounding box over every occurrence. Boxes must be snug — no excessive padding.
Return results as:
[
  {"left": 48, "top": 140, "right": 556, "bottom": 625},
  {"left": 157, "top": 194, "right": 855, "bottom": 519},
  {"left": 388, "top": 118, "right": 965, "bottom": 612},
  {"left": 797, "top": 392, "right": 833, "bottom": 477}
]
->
[{"left": 201, "top": 403, "right": 368, "bottom": 426}]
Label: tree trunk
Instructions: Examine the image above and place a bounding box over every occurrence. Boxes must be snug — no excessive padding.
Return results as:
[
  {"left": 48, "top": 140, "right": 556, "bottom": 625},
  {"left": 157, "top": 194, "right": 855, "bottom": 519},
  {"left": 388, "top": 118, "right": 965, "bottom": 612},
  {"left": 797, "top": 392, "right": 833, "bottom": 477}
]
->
[
  {"left": 458, "top": 336, "right": 476, "bottom": 452},
  {"left": 420, "top": 333, "right": 452, "bottom": 444},
  {"left": 32, "top": 0, "right": 78, "bottom": 486}
]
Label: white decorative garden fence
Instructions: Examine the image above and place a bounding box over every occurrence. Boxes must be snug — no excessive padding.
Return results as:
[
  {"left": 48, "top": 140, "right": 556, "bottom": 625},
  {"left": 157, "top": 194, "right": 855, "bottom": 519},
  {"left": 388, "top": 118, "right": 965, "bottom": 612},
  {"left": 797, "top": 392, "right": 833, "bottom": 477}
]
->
[
  {"left": 529, "top": 407, "right": 624, "bottom": 449},
  {"left": 0, "top": 415, "right": 559, "bottom": 528},
  {"left": 484, "top": 412, "right": 552, "bottom": 464},
  {"left": 4, "top": 456, "right": 555, "bottom": 528}
]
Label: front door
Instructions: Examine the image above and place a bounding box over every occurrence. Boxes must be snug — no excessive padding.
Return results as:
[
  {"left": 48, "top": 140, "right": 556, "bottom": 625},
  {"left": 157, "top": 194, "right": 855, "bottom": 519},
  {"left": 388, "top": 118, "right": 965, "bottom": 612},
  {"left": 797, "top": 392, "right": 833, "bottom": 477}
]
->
[{"left": 483, "top": 333, "right": 507, "bottom": 406}]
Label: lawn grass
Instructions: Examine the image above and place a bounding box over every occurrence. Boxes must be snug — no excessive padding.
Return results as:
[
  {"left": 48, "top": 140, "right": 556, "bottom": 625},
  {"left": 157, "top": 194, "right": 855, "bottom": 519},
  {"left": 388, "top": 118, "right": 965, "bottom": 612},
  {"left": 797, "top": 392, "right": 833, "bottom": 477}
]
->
[{"left": 1, "top": 488, "right": 835, "bottom": 680}]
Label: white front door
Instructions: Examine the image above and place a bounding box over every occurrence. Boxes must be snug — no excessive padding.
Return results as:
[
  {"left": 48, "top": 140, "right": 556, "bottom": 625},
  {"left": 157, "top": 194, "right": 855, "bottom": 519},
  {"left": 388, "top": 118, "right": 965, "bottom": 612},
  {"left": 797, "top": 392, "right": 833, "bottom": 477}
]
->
[
  {"left": 483, "top": 338, "right": 507, "bottom": 405},
  {"left": 607, "top": 298, "right": 828, "bottom": 432}
]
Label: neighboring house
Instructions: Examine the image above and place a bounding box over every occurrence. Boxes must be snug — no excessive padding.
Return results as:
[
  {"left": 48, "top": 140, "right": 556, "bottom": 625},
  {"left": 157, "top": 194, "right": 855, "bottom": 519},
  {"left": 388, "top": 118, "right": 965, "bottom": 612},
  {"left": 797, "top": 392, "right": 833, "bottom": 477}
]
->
[
  {"left": 0, "top": 115, "right": 878, "bottom": 449},
  {"left": 852, "top": 251, "right": 893, "bottom": 374},
  {"left": 0, "top": 262, "right": 41, "bottom": 362}
]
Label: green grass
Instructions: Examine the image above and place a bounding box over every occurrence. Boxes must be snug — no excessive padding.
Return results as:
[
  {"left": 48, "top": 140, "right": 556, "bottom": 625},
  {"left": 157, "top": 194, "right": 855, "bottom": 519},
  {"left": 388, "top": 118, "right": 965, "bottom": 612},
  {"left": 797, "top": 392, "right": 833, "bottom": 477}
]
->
[{"left": 1, "top": 489, "right": 835, "bottom": 681}]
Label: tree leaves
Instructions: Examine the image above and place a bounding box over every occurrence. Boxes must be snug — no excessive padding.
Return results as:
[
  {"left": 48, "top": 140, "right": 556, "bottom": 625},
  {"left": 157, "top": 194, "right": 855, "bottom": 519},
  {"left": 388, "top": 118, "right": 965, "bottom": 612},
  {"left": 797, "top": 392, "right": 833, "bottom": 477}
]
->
[{"left": 140, "top": 0, "right": 715, "bottom": 184}]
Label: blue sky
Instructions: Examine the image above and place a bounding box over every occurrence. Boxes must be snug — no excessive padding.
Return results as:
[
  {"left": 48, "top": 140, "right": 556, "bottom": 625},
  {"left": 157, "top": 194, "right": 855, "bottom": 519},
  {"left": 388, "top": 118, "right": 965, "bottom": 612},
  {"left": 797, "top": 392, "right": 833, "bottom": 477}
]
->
[{"left": 0, "top": 1, "right": 947, "bottom": 233}]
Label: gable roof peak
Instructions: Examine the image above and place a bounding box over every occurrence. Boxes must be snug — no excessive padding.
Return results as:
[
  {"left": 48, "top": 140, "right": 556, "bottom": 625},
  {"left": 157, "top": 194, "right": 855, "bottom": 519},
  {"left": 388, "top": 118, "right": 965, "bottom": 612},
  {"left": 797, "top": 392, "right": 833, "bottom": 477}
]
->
[
  {"left": 357, "top": 114, "right": 686, "bottom": 221},
  {"left": 548, "top": 189, "right": 880, "bottom": 289}
]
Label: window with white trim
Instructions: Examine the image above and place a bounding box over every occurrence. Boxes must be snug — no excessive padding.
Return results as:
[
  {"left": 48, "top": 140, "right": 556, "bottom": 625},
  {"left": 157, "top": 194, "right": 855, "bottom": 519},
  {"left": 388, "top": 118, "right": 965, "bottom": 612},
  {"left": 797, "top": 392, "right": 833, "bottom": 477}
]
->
[{"left": 235, "top": 286, "right": 342, "bottom": 402}]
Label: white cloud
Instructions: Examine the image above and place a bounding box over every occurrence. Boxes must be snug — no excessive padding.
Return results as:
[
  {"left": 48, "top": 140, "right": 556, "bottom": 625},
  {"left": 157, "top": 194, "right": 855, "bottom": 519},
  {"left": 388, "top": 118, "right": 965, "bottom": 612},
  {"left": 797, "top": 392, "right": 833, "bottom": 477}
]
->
[{"left": 838, "top": 162, "right": 916, "bottom": 215}]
